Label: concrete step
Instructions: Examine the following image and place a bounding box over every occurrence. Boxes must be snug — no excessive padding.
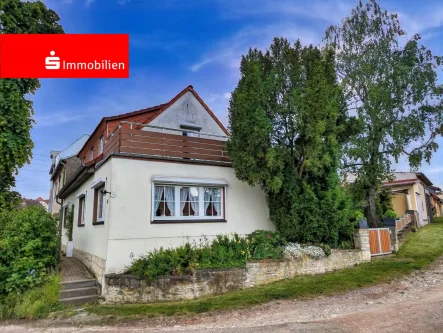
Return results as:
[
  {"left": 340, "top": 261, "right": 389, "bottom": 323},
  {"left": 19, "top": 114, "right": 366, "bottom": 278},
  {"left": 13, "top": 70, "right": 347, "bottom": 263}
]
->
[
  {"left": 60, "top": 286, "right": 98, "bottom": 299},
  {"left": 60, "top": 279, "right": 97, "bottom": 290},
  {"left": 60, "top": 294, "right": 98, "bottom": 306}
]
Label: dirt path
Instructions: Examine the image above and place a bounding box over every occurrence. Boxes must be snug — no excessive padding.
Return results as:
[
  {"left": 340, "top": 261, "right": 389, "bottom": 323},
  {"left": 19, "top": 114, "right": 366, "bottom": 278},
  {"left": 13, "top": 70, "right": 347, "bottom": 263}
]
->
[{"left": 2, "top": 257, "right": 443, "bottom": 332}]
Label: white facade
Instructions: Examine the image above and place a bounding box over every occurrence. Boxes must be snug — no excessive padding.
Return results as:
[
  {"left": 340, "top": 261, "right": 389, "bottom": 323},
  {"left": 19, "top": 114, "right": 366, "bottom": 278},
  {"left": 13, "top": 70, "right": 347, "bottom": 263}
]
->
[
  {"left": 60, "top": 86, "right": 273, "bottom": 286},
  {"left": 147, "top": 91, "right": 227, "bottom": 136},
  {"left": 61, "top": 160, "right": 113, "bottom": 284},
  {"left": 61, "top": 157, "right": 272, "bottom": 283}
]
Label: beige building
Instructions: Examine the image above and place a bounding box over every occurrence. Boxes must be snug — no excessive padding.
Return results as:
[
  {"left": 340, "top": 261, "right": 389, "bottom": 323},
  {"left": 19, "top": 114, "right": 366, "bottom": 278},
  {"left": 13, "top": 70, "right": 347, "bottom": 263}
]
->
[
  {"left": 48, "top": 136, "right": 89, "bottom": 215},
  {"left": 55, "top": 86, "right": 273, "bottom": 288},
  {"left": 382, "top": 172, "right": 434, "bottom": 225}
]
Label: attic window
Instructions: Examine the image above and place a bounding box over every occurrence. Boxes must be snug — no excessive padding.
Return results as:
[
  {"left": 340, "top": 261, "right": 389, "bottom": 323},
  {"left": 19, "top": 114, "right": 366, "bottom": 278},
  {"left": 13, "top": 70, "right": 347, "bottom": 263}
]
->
[{"left": 180, "top": 123, "right": 202, "bottom": 132}]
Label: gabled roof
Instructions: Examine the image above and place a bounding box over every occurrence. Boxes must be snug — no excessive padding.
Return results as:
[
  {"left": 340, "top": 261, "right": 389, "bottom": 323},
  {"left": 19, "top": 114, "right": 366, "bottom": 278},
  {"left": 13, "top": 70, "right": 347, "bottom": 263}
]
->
[
  {"left": 79, "top": 85, "right": 230, "bottom": 155},
  {"left": 50, "top": 134, "right": 90, "bottom": 176}
]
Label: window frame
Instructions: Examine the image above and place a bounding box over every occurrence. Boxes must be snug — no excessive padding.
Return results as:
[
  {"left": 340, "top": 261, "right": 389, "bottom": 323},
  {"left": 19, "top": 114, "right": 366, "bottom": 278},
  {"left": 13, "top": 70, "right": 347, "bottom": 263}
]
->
[
  {"left": 89, "top": 148, "right": 94, "bottom": 161},
  {"left": 93, "top": 185, "right": 105, "bottom": 224},
  {"left": 99, "top": 136, "right": 104, "bottom": 155},
  {"left": 90, "top": 178, "right": 106, "bottom": 225},
  {"left": 62, "top": 205, "right": 69, "bottom": 228},
  {"left": 152, "top": 183, "right": 226, "bottom": 223},
  {"left": 77, "top": 194, "right": 86, "bottom": 227}
]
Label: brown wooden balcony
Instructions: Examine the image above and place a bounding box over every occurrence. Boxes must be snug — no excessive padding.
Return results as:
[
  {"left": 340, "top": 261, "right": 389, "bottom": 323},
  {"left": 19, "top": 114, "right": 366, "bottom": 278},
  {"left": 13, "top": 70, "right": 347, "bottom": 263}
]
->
[{"left": 103, "top": 122, "right": 231, "bottom": 164}]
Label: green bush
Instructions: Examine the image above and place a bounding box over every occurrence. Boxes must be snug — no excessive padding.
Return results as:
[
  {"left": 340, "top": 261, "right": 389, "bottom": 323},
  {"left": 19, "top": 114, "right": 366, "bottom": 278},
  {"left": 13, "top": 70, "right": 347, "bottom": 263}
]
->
[
  {"left": 383, "top": 209, "right": 397, "bottom": 219},
  {"left": 199, "top": 233, "right": 250, "bottom": 269},
  {"left": 0, "top": 275, "right": 61, "bottom": 320},
  {"left": 127, "top": 231, "right": 284, "bottom": 280},
  {"left": 247, "top": 230, "right": 286, "bottom": 260},
  {"left": 65, "top": 205, "right": 74, "bottom": 242},
  {"left": 0, "top": 206, "right": 60, "bottom": 295},
  {"left": 317, "top": 243, "right": 332, "bottom": 256},
  {"left": 351, "top": 210, "right": 365, "bottom": 221}
]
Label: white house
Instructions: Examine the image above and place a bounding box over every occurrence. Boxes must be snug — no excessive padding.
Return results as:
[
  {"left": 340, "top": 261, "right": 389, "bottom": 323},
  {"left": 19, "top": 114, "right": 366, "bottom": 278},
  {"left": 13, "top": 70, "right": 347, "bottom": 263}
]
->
[{"left": 56, "top": 86, "right": 273, "bottom": 287}]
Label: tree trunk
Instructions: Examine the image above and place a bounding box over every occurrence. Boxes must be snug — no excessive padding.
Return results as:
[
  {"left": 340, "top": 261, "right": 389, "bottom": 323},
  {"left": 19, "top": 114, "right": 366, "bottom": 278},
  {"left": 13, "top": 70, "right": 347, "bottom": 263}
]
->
[{"left": 367, "top": 186, "right": 378, "bottom": 228}]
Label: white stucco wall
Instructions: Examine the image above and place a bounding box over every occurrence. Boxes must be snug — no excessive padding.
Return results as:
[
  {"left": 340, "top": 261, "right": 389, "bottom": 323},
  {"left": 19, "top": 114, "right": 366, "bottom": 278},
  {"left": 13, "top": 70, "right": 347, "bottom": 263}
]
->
[
  {"left": 62, "top": 160, "right": 113, "bottom": 281},
  {"left": 105, "top": 158, "right": 273, "bottom": 274},
  {"left": 147, "top": 91, "right": 227, "bottom": 137}
]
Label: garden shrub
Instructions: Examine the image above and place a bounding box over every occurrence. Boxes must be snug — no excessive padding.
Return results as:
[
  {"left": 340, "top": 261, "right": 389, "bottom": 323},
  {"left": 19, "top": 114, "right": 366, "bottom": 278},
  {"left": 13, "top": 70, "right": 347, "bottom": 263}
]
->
[
  {"left": 383, "top": 209, "right": 397, "bottom": 219},
  {"left": 0, "top": 275, "right": 61, "bottom": 320},
  {"left": 199, "top": 233, "right": 250, "bottom": 269},
  {"left": 0, "top": 206, "right": 60, "bottom": 295},
  {"left": 128, "top": 234, "right": 251, "bottom": 280},
  {"left": 247, "top": 230, "right": 286, "bottom": 260},
  {"left": 128, "top": 232, "right": 282, "bottom": 280}
]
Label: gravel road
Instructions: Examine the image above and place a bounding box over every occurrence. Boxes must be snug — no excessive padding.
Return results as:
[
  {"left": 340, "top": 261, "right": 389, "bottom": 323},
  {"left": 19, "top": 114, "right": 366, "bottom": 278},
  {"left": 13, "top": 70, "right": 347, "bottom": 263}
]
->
[{"left": 2, "top": 257, "right": 443, "bottom": 333}]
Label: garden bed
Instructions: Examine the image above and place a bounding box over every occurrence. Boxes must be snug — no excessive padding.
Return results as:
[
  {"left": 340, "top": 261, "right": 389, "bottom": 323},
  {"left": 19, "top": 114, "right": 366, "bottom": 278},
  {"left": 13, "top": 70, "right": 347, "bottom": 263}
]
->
[{"left": 103, "top": 247, "right": 370, "bottom": 304}]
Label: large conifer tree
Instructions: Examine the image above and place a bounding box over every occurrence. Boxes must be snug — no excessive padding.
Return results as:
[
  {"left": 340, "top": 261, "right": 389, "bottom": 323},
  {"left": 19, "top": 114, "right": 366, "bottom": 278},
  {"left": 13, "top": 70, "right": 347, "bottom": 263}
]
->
[{"left": 228, "top": 38, "right": 354, "bottom": 246}]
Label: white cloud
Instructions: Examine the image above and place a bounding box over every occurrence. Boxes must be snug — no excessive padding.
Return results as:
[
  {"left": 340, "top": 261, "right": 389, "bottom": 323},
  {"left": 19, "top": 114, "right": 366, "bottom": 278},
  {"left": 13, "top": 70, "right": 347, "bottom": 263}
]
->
[
  {"left": 396, "top": 7, "right": 443, "bottom": 36},
  {"left": 217, "top": 0, "right": 352, "bottom": 24},
  {"left": 34, "top": 113, "right": 84, "bottom": 127},
  {"left": 190, "top": 23, "right": 320, "bottom": 72}
]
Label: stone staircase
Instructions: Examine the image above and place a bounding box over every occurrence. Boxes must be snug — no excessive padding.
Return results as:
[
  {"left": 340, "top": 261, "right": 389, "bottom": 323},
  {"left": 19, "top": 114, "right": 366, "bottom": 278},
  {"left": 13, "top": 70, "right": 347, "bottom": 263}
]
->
[
  {"left": 59, "top": 279, "right": 99, "bottom": 305},
  {"left": 60, "top": 256, "right": 99, "bottom": 306}
]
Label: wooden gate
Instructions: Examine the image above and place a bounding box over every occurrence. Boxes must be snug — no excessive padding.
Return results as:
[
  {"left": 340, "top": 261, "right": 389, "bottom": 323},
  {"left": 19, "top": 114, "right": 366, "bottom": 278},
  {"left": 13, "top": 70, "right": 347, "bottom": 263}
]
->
[{"left": 369, "top": 228, "right": 392, "bottom": 256}]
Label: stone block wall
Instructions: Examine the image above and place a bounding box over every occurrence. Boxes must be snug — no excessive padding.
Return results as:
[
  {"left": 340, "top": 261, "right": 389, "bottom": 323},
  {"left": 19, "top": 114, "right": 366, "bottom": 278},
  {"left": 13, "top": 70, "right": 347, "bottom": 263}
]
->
[
  {"left": 74, "top": 248, "right": 106, "bottom": 287},
  {"left": 354, "top": 229, "right": 371, "bottom": 256},
  {"left": 105, "top": 268, "right": 245, "bottom": 303},
  {"left": 244, "top": 250, "right": 369, "bottom": 287},
  {"left": 103, "top": 230, "right": 371, "bottom": 304},
  {"left": 389, "top": 227, "right": 399, "bottom": 252}
]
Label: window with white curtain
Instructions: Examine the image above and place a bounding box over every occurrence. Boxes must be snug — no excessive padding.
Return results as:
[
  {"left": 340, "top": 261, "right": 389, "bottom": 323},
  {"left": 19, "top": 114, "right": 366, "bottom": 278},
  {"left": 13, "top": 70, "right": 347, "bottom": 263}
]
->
[{"left": 153, "top": 184, "right": 224, "bottom": 221}]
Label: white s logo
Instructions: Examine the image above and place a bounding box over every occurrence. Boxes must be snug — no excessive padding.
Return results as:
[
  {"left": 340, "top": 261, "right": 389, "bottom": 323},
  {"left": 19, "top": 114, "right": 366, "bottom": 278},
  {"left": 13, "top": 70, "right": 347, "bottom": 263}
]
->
[{"left": 45, "top": 51, "right": 60, "bottom": 70}]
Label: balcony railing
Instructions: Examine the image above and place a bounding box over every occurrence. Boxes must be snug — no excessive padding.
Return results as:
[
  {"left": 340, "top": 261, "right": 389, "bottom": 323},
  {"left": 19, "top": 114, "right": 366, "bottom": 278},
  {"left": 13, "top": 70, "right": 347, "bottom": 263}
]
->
[{"left": 103, "top": 122, "right": 230, "bottom": 164}]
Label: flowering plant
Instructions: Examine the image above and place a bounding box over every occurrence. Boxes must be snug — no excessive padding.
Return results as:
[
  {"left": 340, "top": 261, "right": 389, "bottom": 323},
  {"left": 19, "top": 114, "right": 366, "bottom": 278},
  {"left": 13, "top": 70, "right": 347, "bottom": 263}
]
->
[{"left": 283, "top": 243, "right": 326, "bottom": 260}]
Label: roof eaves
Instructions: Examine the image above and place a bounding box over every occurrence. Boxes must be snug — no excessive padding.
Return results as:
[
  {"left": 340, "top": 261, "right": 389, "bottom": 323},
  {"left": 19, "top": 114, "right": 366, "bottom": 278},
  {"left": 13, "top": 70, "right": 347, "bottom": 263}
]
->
[{"left": 416, "top": 172, "right": 433, "bottom": 186}]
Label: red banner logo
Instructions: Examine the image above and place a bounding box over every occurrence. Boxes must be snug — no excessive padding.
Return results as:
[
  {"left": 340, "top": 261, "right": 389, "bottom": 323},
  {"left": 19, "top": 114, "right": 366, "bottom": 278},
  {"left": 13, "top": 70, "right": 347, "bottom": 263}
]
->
[{"left": 0, "top": 34, "right": 129, "bottom": 78}]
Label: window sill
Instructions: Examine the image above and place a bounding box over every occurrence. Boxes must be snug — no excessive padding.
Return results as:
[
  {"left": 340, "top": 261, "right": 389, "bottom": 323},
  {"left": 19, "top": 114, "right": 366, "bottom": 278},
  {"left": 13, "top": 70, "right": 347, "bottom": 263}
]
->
[
  {"left": 92, "top": 221, "right": 105, "bottom": 225},
  {"left": 151, "top": 219, "right": 226, "bottom": 224},
  {"left": 77, "top": 224, "right": 85, "bottom": 227}
]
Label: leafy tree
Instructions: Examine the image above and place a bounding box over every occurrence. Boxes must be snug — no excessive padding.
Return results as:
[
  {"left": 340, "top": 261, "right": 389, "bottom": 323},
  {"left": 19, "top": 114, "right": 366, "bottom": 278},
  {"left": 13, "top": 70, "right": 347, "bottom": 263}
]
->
[
  {"left": 324, "top": 0, "right": 443, "bottom": 227},
  {"left": 228, "top": 38, "right": 354, "bottom": 246},
  {"left": 0, "top": 0, "right": 64, "bottom": 210}
]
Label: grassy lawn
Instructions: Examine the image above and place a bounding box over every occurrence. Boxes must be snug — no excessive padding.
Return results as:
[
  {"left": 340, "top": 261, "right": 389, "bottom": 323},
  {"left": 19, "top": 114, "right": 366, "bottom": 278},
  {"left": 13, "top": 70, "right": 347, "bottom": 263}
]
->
[{"left": 86, "top": 218, "right": 443, "bottom": 317}]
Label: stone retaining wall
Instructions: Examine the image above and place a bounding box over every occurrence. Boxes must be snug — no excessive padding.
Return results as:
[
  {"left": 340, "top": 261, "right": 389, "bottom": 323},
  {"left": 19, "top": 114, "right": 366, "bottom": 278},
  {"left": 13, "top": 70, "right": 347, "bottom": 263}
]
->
[
  {"left": 74, "top": 248, "right": 106, "bottom": 287},
  {"left": 103, "top": 231, "right": 371, "bottom": 303}
]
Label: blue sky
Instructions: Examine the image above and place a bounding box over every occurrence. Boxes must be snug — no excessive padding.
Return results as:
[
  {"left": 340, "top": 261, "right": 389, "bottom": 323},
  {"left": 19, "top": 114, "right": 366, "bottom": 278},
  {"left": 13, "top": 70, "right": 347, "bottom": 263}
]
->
[{"left": 16, "top": 0, "right": 443, "bottom": 199}]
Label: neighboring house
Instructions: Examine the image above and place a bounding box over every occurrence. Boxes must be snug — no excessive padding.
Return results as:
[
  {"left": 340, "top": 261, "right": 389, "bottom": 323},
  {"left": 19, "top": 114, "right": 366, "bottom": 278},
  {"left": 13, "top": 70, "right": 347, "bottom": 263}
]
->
[
  {"left": 428, "top": 186, "right": 443, "bottom": 218},
  {"left": 36, "top": 197, "right": 50, "bottom": 211},
  {"left": 55, "top": 85, "right": 273, "bottom": 287},
  {"left": 48, "top": 135, "right": 90, "bottom": 215},
  {"left": 20, "top": 198, "right": 42, "bottom": 209},
  {"left": 382, "top": 172, "right": 435, "bottom": 226},
  {"left": 20, "top": 197, "right": 49, "bottom": 211}
]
